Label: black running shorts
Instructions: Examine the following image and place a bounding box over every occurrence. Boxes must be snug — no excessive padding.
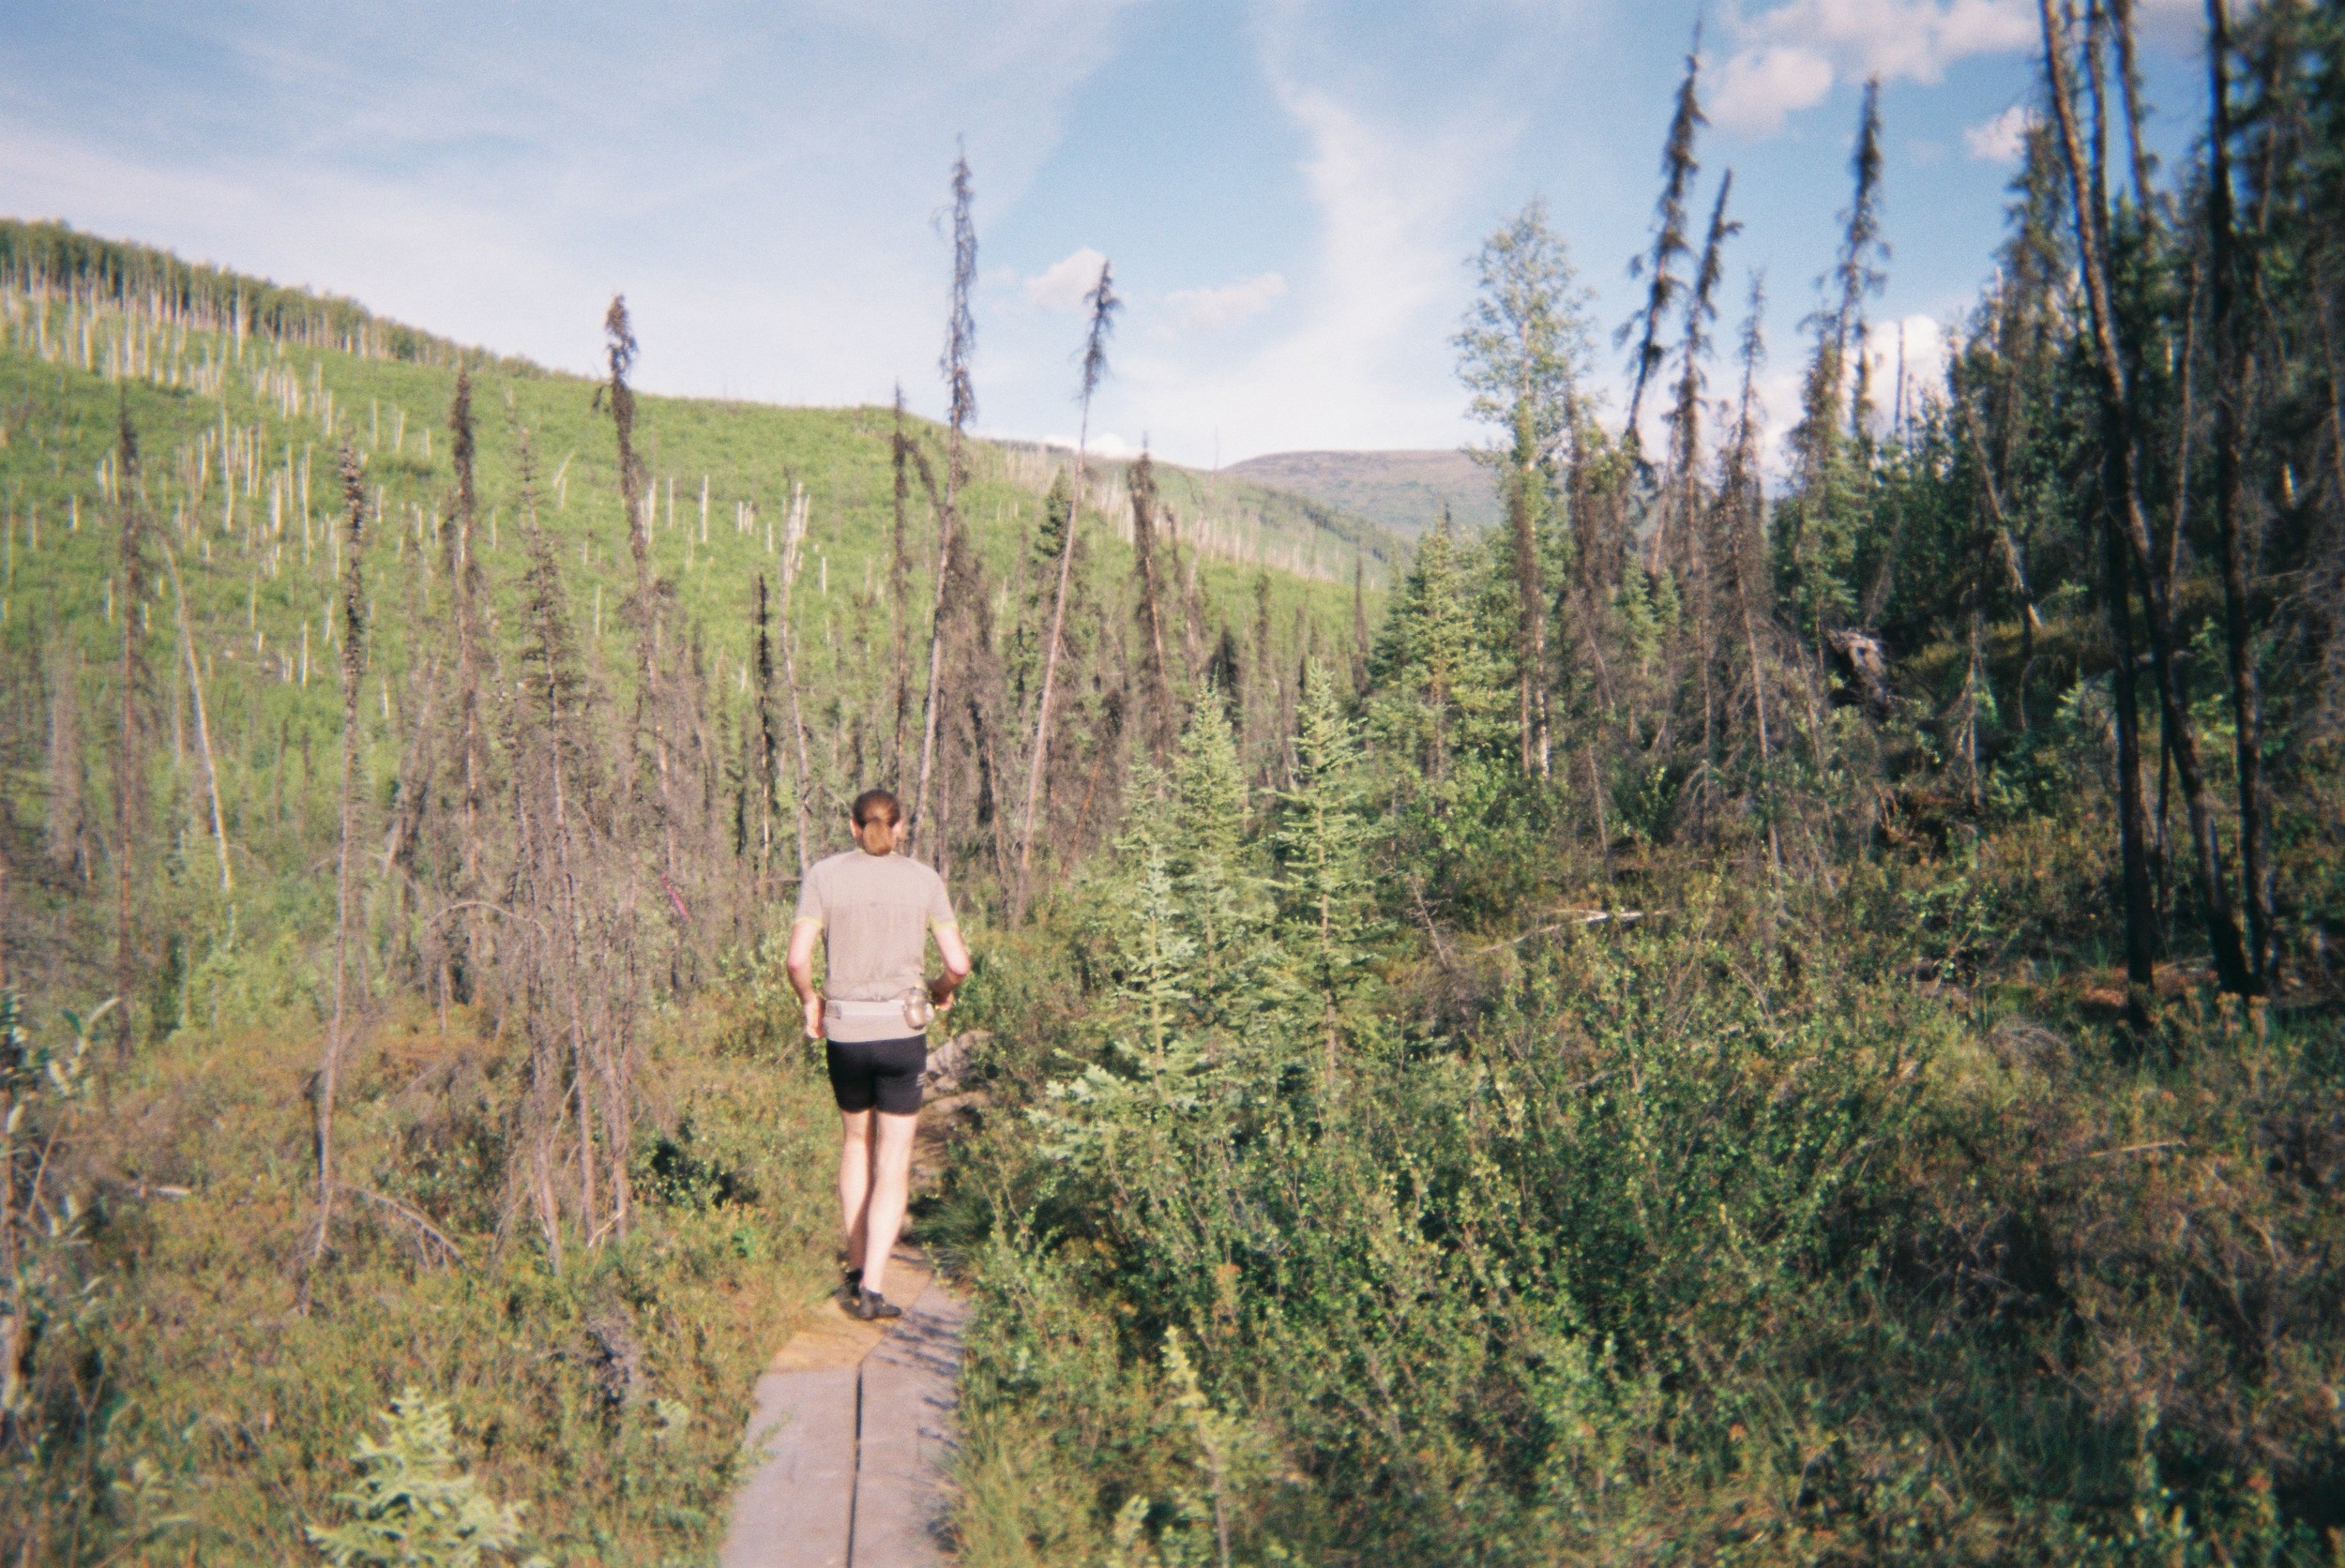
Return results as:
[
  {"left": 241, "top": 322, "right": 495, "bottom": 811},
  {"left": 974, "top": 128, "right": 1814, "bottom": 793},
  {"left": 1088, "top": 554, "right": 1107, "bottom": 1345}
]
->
[{"left": 825, "top": 1035, "right": 928, "bottom": 1116}]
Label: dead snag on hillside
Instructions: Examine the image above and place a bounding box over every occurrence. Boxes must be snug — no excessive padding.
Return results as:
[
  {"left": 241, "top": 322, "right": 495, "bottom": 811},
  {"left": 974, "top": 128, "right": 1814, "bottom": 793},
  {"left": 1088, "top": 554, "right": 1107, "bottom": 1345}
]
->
[
  {"left": 777, "top": 483, "right": 815, "bottom": 876},
  {"left": 445, "top": 369, "right": 491, "bottom": 1003},
  {"left": 303, "top": 443, "right": 369, "bottom": 1296},
  {"left": 1013, "top": 259, "right": 1117, "bottom": 926},
  {"left": 112, "top": 396, "right": 149, "bottom": 1056},
  {"left": 1715, "top": 274, "right": 1783, "bottom": 879},
  {"left": 914, "top": 146, "right": 978, "bottom": 860},
  {"left": 1620, "top": 24, "right": 1705, "bottom": 441},
  {"left": 890, "top": 386, "right": 915, "bottom": 784},
  {"left": 1669, "top": 173, "right": 1738, "bottom": 795},
  {"left": 598, "top": 296, "right": 677, "bottom": 884},
  {"left": 1130, "top": 452, "right": 1177, "bottom": 764}
]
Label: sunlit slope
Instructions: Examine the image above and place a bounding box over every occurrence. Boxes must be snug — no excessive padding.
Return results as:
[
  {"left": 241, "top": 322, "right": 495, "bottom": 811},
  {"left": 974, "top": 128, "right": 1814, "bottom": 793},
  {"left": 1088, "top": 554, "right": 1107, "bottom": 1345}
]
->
[
  {"left": 0, "top": 231, "right": 1398, "bottom": 1012},
  {"left": 1226, "top": 447, "right": 1502, "bottom": 536}
]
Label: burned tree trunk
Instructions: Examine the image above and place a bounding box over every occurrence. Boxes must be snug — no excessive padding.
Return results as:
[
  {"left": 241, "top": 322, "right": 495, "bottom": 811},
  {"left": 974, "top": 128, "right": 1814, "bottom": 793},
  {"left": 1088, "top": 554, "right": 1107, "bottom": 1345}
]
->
[
  {"left": 1129, "top": 452, "right": 1177, "bottom": 765},
  {"left": 2039, "top": 0, "right": 2253, "bottom": 997},
  {"left": 113, "top": 400, "right": 148, "bottom": 1055},
  {"left": 890, "top": 387, "right": 914, "bottom": 784},
  {"left": 2205, "top": 0, "right": 2276, "bottom": 991},
  {"left": 446, "top": 370, "right": 490, "bottom": 1000},
  {"left": 1013, "top": 260, "right": 1117, "bottom": 927},
  {"left": 913, "top": 149, "right": 978, "bottom": 857},
  {"left": 306, "top": 444, "right": 369, "bottom": 1287}
]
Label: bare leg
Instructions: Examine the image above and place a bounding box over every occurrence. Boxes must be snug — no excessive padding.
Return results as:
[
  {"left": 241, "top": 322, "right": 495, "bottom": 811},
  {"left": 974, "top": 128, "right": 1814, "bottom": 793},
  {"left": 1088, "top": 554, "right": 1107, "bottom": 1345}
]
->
[
  {"left": 858, "top": 1110, "right": 919, "bottom": 1297},
  {"left": 837, "top": 1109, "right": 873, "bottom": 1271}
]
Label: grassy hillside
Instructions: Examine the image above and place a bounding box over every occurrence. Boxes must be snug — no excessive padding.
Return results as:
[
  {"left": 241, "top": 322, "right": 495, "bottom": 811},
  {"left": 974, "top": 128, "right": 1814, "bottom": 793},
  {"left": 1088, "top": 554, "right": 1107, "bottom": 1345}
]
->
[
  {"left": 0, "top": 249, "right": 1393, "bottom": 1006},
  {"left": 1225, "top": 446, "right": 1501, "bottom": 536}
]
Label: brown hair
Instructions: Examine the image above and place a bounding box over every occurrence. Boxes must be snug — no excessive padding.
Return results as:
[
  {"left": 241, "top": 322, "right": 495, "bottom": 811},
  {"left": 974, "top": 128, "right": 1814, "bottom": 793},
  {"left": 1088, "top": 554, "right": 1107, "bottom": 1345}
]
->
[{"left": 851, "top": 788, "right": 901, "bottom": 827}]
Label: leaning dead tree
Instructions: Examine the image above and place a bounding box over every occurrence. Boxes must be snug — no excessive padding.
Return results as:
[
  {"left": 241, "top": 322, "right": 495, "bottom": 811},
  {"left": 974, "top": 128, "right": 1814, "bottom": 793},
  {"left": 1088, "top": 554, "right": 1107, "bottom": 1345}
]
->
[{"left": 1011, "top": 257, "right": 1118, "bottom": 926}]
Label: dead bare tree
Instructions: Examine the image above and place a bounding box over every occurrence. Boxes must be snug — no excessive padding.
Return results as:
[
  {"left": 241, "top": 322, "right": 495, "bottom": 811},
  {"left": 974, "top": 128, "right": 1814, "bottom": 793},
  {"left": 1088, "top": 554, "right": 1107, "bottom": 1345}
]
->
[
  {"left": 1621, "top": 25, "right": 1705, "bottom": 438},
  {"left": 112, "top": 397, "right": 148, "bottom": 1055},
  {"left": 1011, "top": 259, "right": 1118, "bottom": 927},
  {"left": 1718, "top": 274, "right": 1783, "bottom": 879},
  {"left": 889, "top": 386, "right": 915, "bottom": 783},
  {"left": 752, "top": 571, "right": 782, "bottom": 882},
  {"left": 913, "top": 148, "right": 978, "bottom": 857},
  {"left": 1129, "top": 451, "right": 1177, "bottom": 763},
  {"left": 304, "top": 443, "right": 369, "bottom": 1289},
  {"left": 777, "top": 483, "right": 815, "bottom": 875},
  {"left": 2205, "top": 0, "right": 2275, "bottom": 992},
  {"left": 599, "top": 296, "right": 675, "bottom": 882},
  {"left": 45, "top": 641, "right": 86, "bottom": 882},
  {"left": 1666, "top": 173, "right": 1740, "bottom": 796},
  {"left": 2039, "top": 0, "right": 2254, "bottom": 997},
  {"left": 446, "top": 370, "right": 491, "bottom": 1003},
  {"left": 158, "top": 538, "right": 229, "bottom": 896}
]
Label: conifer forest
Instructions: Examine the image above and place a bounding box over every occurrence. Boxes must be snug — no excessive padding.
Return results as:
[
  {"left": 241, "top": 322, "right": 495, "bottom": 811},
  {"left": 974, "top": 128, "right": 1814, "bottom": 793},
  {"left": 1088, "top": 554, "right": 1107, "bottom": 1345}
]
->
[{"left": 1, "top": 3, "right": 2341, "bottom": 1562}]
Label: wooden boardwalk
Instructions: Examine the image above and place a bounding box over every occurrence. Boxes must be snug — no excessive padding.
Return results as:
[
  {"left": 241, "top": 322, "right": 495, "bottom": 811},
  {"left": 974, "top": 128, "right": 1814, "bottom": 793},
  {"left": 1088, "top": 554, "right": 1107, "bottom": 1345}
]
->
[{"left": 719, "top": 1250, "right": 968, "bottom": 1568}]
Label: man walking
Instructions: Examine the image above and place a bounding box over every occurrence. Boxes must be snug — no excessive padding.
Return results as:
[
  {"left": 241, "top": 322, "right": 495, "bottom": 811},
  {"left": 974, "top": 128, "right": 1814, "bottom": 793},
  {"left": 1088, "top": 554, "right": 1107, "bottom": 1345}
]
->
[{"left": 786, "top": 789, "right": 971, "bottom": 1321}]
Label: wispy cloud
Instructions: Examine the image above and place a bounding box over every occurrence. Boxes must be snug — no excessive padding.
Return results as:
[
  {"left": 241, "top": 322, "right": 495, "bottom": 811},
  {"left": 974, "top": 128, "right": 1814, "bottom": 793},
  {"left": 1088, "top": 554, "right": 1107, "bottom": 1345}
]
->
[{"left": 1164, "top": 271, "right": 1288, "bottom": 331}]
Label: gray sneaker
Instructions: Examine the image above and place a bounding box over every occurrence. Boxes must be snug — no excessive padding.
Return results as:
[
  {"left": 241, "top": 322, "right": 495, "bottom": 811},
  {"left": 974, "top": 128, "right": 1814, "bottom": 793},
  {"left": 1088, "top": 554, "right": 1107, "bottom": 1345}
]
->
[{"left": 849, "top": 1289, "right": 902, "bottom": 1322}]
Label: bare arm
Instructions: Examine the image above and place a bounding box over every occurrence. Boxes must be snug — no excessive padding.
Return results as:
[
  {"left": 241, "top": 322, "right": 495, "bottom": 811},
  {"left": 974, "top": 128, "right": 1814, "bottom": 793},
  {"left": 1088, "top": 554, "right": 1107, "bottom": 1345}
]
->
[
  {"left": 787, "top": 919, "right": 824, "bottom": 1039},
  {"left": 930, "top": 924, "right": 973, "bottom": 1010}
]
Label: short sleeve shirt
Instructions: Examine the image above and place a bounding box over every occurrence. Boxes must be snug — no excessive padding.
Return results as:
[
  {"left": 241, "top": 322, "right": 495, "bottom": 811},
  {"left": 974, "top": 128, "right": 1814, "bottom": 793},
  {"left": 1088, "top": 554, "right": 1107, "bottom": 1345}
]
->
[{"left": 793, "top": 850, "right": 959, "bottom": 1041}]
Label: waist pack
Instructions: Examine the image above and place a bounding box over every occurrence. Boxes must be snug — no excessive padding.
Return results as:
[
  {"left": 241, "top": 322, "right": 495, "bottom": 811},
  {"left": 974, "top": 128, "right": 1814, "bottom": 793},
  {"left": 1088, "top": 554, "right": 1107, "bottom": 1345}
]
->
[{"left": 826, "top": 989, "right": 935, "bottom": 1032}]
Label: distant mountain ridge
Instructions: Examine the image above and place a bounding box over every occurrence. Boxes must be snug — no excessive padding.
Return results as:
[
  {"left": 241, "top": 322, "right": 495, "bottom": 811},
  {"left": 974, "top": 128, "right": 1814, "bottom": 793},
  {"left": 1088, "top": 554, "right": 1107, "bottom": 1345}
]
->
[{"left": 1225, "top": 448, "right": 1499, "bottom": 538}]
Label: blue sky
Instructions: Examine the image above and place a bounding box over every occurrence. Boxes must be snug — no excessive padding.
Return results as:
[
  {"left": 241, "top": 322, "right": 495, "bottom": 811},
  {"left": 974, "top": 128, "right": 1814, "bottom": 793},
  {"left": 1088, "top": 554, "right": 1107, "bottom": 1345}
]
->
[{"left": 1, "top": 0, "right": 2210, "bottom": 470}]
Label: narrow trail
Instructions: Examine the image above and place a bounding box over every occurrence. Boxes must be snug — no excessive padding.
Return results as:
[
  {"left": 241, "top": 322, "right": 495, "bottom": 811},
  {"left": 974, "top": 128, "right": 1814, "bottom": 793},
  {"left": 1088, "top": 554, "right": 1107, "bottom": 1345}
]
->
[{"left": 719, "top": 1065, "right": 984, "bottom": 1568}]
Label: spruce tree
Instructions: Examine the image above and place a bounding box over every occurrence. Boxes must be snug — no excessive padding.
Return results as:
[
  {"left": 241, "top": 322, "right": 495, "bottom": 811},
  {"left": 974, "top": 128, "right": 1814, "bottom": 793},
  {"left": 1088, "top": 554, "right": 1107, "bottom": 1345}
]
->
[{"left": 1272, "top": 664, "right": 1377, "bottom": 1073}]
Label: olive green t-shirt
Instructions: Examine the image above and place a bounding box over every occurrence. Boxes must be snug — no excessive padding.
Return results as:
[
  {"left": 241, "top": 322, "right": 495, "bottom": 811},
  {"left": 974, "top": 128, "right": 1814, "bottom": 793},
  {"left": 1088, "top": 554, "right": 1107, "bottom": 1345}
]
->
[{"left": 793, "top": 850, "right": 958, "bottom": 1042}]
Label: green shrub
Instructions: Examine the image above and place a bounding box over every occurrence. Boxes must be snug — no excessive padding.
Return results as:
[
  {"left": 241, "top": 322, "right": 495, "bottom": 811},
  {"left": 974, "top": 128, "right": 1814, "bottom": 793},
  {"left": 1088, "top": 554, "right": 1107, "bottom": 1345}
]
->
[{"left": 307, "top": 1390, "right": 545, "bottom": 1568}]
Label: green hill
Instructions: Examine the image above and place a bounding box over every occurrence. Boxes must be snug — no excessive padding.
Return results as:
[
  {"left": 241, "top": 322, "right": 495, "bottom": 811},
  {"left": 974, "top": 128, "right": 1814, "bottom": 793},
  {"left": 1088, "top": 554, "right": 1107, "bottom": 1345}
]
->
[
  {"left": 0, "top": 224, "right": 1409, "bottom": 1007},
  {"left": 1224, "top": 446, "right": 1501, "bottom": 536}
]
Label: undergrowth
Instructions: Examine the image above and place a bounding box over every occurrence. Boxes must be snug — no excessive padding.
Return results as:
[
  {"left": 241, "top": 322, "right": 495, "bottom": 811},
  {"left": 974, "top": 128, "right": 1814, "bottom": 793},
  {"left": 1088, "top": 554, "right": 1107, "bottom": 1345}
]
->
[
  {"left": 937, "top": 704, "right": 2345, "bottom": 1566},
  {"left": 0, "top": 977, "right": 836, "bottom": 1564}
]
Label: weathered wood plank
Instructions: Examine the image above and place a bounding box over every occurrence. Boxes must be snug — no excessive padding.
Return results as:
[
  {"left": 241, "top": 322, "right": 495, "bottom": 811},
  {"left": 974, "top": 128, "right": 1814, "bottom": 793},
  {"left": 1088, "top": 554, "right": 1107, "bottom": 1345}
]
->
[
  {"left": 719, "top": 1250, "right": 968, "bottom": 1567},
  {"left": 719, "top": 1367, "right": 857, "bottom": 1568},
  {"left": 849, "top": 1284, "right": 969, "bottom": 1568}
]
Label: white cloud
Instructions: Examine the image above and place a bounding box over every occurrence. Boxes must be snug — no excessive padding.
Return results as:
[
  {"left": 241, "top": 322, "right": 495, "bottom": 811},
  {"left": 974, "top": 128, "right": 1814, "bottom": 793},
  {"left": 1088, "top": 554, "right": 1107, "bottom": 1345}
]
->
[
  {"left": 1163, "top": 271, "right": 1289, "bottom": 331},
  {"left": 1023, "top": 247, "right": 1111, "bottom": 311},
  {"left": 1865, "top": 313, "right": 1951, "bottom": 420},
  {"left": 1715, "top": 0, "right": 2038, "bottom": 136},
  {"left": 1962, "top": 103, "right": 2034, "bottom": 161},
  {"left": 1036, "top": 430, "right": 1142, "bottom": 458},
  {"left": 1713, "top": 45, "right": 1837, "bottom": 135}
]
